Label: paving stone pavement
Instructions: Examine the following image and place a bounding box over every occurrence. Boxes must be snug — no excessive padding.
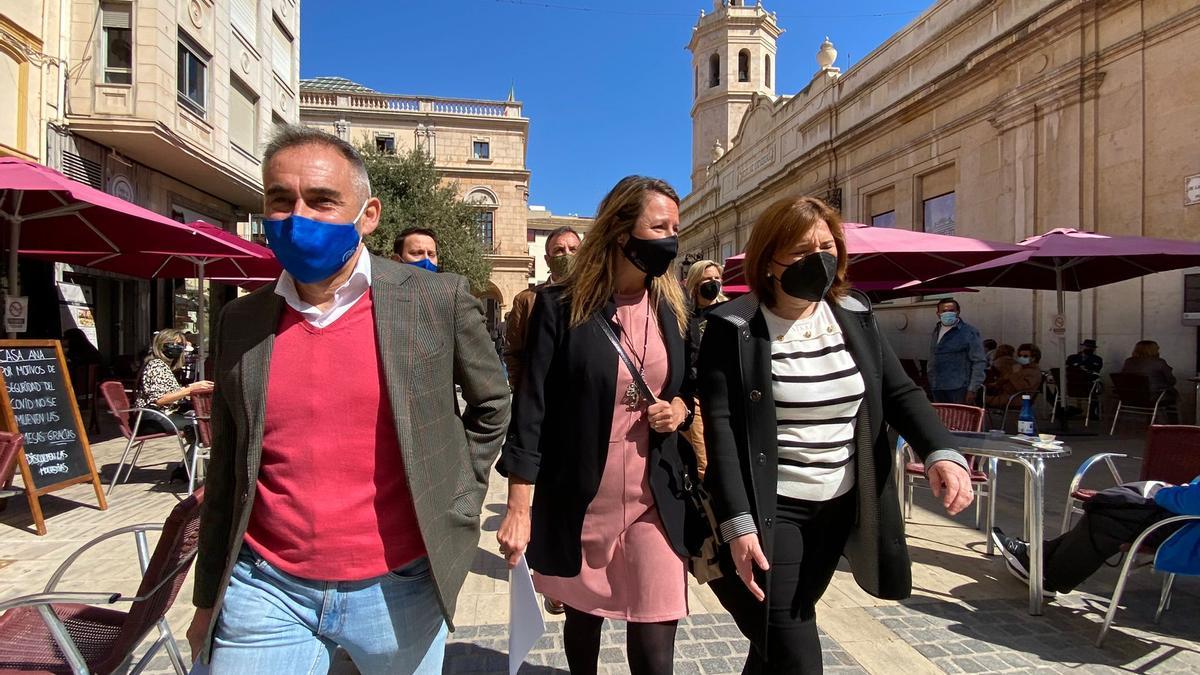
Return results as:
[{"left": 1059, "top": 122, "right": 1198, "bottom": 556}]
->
[
  {"left": 4, "top": 423, "right": 1200, "bottom": 673},
  {"left": 444, "top": 614, "right": 867, "bottom": 675},
  {"left": 867, "top": 593, "right": 1200, "bottom": 675}
]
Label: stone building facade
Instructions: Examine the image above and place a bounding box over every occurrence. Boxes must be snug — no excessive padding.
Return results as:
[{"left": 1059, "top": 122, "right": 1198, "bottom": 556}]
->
[
  {"left": 2, "top": 0, "right": 299, "bottom": 359},
  {"left": 299, "top": 76, "right": 533, "bottom": 329},
  {"left": 680, "top": 0, "right": 1200, "bottom": 417}
]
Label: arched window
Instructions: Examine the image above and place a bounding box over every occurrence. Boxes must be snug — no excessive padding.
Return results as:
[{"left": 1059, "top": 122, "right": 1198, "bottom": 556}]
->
[
  {"left": 738, "top": 50, "right": 750, "bottom": 82},
  {"left": 708, "top": 53, "right": 720, "bottom": 88},
  {"left": 764, "top": 54, "right": 772, "bottom": 89},
  {"left": 466, "top": 188, "right": 499, "bottom": 252}
]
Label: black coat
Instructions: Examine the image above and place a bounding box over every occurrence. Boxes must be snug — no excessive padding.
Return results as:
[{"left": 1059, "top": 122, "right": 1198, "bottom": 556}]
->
[
  {"left": 697, "top": 291, "right": 965, "bottom": 651},
  {"left": 498, "top": 285, "right": 695, "bottom": 577}
]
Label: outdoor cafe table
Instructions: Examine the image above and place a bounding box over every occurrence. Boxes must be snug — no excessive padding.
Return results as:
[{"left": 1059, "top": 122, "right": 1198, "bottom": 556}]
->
[{"left": 948, "top": 431, "right": 1071, "bottom": 615}]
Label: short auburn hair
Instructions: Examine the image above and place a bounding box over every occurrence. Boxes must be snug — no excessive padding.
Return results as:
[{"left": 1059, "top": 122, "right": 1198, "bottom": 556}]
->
[{"left": 743, "top": 196, "right": 850, "bottom": 307}]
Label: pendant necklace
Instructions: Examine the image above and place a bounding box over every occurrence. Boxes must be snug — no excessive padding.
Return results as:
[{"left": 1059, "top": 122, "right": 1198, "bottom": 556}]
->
[{"left": 617, "top": 300, "right": 652, "bottom": 409}]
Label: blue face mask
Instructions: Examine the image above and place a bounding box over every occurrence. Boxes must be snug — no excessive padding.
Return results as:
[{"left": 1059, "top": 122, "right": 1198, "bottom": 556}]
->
[
  {"left": 264, "top": 201, "right": 368, "bottom": 284},
  {"left": 1016, "top": 356, "right": 1032, "bottom": 366},
  {"left": 939, "top": 311, "right": 958, "bottom": 327},
  {"left": 407, "top": 257, "right": 439, "bottom": 273}
]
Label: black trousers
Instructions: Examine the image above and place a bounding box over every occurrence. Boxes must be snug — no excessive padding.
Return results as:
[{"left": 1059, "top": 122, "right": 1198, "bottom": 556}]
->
[
  {"left": 713, "top": 490, "right": 856, "bottom": 675},
  {"left": 1044, "top": 486, "right": 1176, "bottom": 593}
]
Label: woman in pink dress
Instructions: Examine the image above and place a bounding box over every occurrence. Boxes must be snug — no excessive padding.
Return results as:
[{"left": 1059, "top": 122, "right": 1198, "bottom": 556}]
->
[{"left": 497, "top": 176, "right": 698, "bottom": 674}]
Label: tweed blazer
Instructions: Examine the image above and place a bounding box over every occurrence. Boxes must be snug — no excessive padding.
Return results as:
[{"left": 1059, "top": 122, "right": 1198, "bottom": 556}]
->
[
  {"left": 698, "top": 291, "right": 966, "bottom": 652},
  {"left": 193, "top": 254, "right": 511, "bottom": 658}
]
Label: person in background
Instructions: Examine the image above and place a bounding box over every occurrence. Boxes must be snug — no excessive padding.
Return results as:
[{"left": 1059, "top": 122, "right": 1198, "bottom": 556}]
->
[
  {"left": 504, "top": 226, "right": 582, "bottom": 390},
  {"left": 683, "top": 259, "right": 728, "bottom": 478},
  {"left": 983, "top": 338, "right": 998, "bottom": 368},
  {"left": 985, "top": 343, "right": 1042, "bottom": 409},
  {"left": 1066, "top": 339, "right": 1103, "bottom": 381},
  {"left": 497, "top": 176, "right": 695, "bottom": 675},
  {"left": 698, "top": 196, "right": 972, "bottom": 673},
  {"left": 986, "top": 344, "right": 1016, "bottom": 385},
  {"left": 392, "top": 227, "right": 440, "bottom": 271},
  {"left": 992, "top": 479, "right": 1200, "bottom": 595},
  {"left": 133, "top": 329, "right": 212, "bottom": 482},
  {"left": 928, "top": 298, "right": 987, "bottom": 405},
  {"left": 1120, "top": 340, "right": 1179, "bottom": 420}
]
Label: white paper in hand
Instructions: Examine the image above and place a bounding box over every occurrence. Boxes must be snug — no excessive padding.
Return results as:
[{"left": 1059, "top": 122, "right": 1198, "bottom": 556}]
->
[{"left": 508, "top": 554, "right": 546, "bottom": 675}]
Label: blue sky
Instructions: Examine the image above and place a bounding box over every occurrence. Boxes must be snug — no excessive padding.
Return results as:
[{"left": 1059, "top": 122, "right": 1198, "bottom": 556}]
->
[{"left": 299, "top": 1, "right": 927, "bottom": 216}]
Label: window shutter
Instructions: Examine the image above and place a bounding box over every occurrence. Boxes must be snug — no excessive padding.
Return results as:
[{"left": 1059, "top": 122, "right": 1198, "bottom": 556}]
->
[
  {"left": 230, "top": 80, "right": 257, "bottom": 153},
  {"left": 271, "top": 19, "right": 291, "bottom": 79},
  {"left": 232, "top": 0, "right": 256, "bottom": 40},
  {"left": 102, "top": 5, "right": 130, "bottom": 29}
]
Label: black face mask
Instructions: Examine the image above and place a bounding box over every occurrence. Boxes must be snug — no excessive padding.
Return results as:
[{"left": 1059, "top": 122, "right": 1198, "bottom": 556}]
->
[
  {"left": 163, "top": 343, "right": 185, "bottom": 359},
  {"left": 622, "top": 234, "right": 678, "bottom": 279},
  {"left": 777, "top": 252, "right": 837, "bottom": 301},
  {"left": 698, "top": 279, "right": 722, "bottom": 301}
]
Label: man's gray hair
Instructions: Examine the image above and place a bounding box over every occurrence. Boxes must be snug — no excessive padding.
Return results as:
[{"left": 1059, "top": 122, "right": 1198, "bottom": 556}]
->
[{"left": 262, "top": 124, "right": 372, "bottom": 199}]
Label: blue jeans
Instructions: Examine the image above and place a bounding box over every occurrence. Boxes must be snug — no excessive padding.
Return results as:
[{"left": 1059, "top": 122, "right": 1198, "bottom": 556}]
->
[
  {"left": 932, "top": 388, "right": 968, "bottom": 404},
  {"left": 209, "top": 547, "right": 446, "bottom": 675}
]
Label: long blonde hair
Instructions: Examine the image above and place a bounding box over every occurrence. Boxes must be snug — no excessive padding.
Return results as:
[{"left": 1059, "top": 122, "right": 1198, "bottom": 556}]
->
[
  {"left": 562, "top": 176, "right": 688, "bottom": 334},
  {"left": 685, "top": 259, "right": 728, "bottom": 306},
  {"left": 149, "top": 328, "right": 187, "bottom": 370}
]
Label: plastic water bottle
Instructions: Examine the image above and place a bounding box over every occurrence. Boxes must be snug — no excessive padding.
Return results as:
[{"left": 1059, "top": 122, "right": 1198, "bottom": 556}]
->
[{"left": 1017, "top": 394, "right": 1037, "bottom": 437}]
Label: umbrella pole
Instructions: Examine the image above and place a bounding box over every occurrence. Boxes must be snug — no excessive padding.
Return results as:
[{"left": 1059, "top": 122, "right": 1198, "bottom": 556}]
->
[
  {"left": 6, "top": 215, "right": 20, "bottom": 339},
  {"left": 197, "top": 260, "right": 206, "bottom": 381}
]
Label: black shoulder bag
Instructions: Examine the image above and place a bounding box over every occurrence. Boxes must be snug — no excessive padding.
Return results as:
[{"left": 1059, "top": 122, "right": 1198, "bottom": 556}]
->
[{"left": 591, "top": 314, "right": 724, "bottom": 584}]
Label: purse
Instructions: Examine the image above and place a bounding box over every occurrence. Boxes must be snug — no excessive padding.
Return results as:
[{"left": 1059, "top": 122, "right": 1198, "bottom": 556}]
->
[{"left": 591, "top": 314, "right": 725, "bottom": 583}]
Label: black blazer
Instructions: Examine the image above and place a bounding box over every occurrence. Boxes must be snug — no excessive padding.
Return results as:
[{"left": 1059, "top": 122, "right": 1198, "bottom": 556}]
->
[
  {"left": 499, "top": 285, "right": 695, "bottom": 576},
  {"left": 697, "top": 291, "right": 966, "bottom": 650}
]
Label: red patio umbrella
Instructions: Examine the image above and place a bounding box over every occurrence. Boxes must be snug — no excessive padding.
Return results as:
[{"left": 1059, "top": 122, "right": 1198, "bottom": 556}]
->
[
  {"left": 903, "top": 228, "right": 1200, "bottom": 362},
  {"left": 0, "top": 157, "right": 260, "bottom": 297},
  {"left": 29, "top": 222, "right": 281, "bottom": 378},
  {"left": 722, "top": 223, "right": 1023, "bottom": 289}
]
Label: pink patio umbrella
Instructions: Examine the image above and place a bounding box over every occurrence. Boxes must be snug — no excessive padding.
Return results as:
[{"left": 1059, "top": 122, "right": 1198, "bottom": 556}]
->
[
  {"left": 0, "top": 157, "right": 260, "bottom": 294},
  {"left": 903, "top": 228, "right": 1200, "bottom": 362},
  {"left": 0, "top": 158, "right": 269, "bottom": 364},
  {"left": 722, "top": 222, "right": 1023, "bottom": 290}
]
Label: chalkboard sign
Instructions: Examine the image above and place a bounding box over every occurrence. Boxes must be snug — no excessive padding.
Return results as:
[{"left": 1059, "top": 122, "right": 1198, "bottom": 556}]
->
[{"left": 0, "top": 340, "right": 106, "bottom": 534}]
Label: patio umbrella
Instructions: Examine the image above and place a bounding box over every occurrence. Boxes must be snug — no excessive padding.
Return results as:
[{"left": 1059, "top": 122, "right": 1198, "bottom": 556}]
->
[
  {"left": 722, "top": 223, "right": 1023, "bottom": 289},
  {"left": 30, "top": 222, "right": 280, "bottom": 379},
  {"left": 0, "top": 157, "right": 259, "bottom": 296},
  {"left": 903, "top": 228, "right": 1200, "bottom": 361}
]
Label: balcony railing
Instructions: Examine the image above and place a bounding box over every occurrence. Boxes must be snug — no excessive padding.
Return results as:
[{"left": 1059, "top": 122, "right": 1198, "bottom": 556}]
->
[{"left": 300, "top": 91, "right": 523, "bottom": 118}]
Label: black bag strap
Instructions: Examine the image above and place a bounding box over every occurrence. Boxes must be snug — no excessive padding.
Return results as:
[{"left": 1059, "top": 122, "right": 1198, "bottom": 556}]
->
[{"left": 591, "top": 313, "right": 655, "bottom": 404}]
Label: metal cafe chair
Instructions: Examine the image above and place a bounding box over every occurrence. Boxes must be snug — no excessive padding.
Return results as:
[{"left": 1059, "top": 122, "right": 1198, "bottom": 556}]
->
[
  {"left": 0, "top": 489, "right": 204, "bottom": 674},
  {"left": 1108, "top": 372, "right": 1169, "bottom": 435},
  {"left": 99, "top": 381, "right": 192, "bottom": 495}
]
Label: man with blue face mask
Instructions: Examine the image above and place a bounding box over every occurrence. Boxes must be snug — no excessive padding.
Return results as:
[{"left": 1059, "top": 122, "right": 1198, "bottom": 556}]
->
[
  {"left": 928, "top": 298, "right": 987, "bottom": 405},
  {"left": 185, "top": 125, "right": 510, "bottom": 674}
]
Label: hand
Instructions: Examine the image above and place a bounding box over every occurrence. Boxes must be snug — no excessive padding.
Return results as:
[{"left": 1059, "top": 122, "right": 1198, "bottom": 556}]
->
[
  {"left": 186, "top": 607, "right": 214, "bottom": 664},
  {"left": 928, "top": 460, "right": 974, "bottom": 516},
  {"left": 964, "top": 390, "right": 977, "bottom": 405},
  {"left": 188, "top": 381, "right": 214, "bottom": 394},
  {"left": 497, "top": 506, "right": 531, "bottom": 569},
  {"left": 647, "top": 398, "right": 685, "bottom": 433},
  {"left": 729, "top": 533, "right": 769, "bottom": 602}
]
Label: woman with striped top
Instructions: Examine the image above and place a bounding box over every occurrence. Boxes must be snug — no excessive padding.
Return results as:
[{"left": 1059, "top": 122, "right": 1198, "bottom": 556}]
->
[{"left": 697, "top": 197, "right": 974, "bottom": 673}]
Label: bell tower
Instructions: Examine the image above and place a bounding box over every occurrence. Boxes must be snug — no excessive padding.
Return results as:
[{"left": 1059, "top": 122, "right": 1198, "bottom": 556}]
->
[{"left": 687, "top": 0, "right": 783, "bottom": 191}]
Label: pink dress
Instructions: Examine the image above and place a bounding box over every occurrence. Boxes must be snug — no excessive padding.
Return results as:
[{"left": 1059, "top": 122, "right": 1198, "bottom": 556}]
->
[{"left": 533, "top": 290, "right": 689, "bottom": 622}]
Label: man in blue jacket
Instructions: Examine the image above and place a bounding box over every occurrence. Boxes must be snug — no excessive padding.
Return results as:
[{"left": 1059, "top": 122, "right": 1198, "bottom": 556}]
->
[
  {"left": 991, "top": 480, "right": 1200, "bottom": 594},
  {"left": 928, "top": 298, "right": 987, "bottom": 405}
]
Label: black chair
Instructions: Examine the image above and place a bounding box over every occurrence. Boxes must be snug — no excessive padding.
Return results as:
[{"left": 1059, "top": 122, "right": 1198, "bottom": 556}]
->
[{"left": 1108, "top": 372, "right": 1173, "bottom": 435}]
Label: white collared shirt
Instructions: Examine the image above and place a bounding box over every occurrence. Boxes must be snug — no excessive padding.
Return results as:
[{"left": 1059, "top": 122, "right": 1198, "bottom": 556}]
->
[{"left": 274, "top": 249, "right": 372, "bottom": 329}]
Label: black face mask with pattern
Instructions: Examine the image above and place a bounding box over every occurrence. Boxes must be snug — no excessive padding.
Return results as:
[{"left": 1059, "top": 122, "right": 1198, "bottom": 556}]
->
[
  {"left": 622, "top": 234, "right": 678, "bottom": 279},
  {"left": 777, "top": 252, "right": 837, "bottom": 301},
  {"left": 163, "top": 343, "right": 186, "bottom": 360}
]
